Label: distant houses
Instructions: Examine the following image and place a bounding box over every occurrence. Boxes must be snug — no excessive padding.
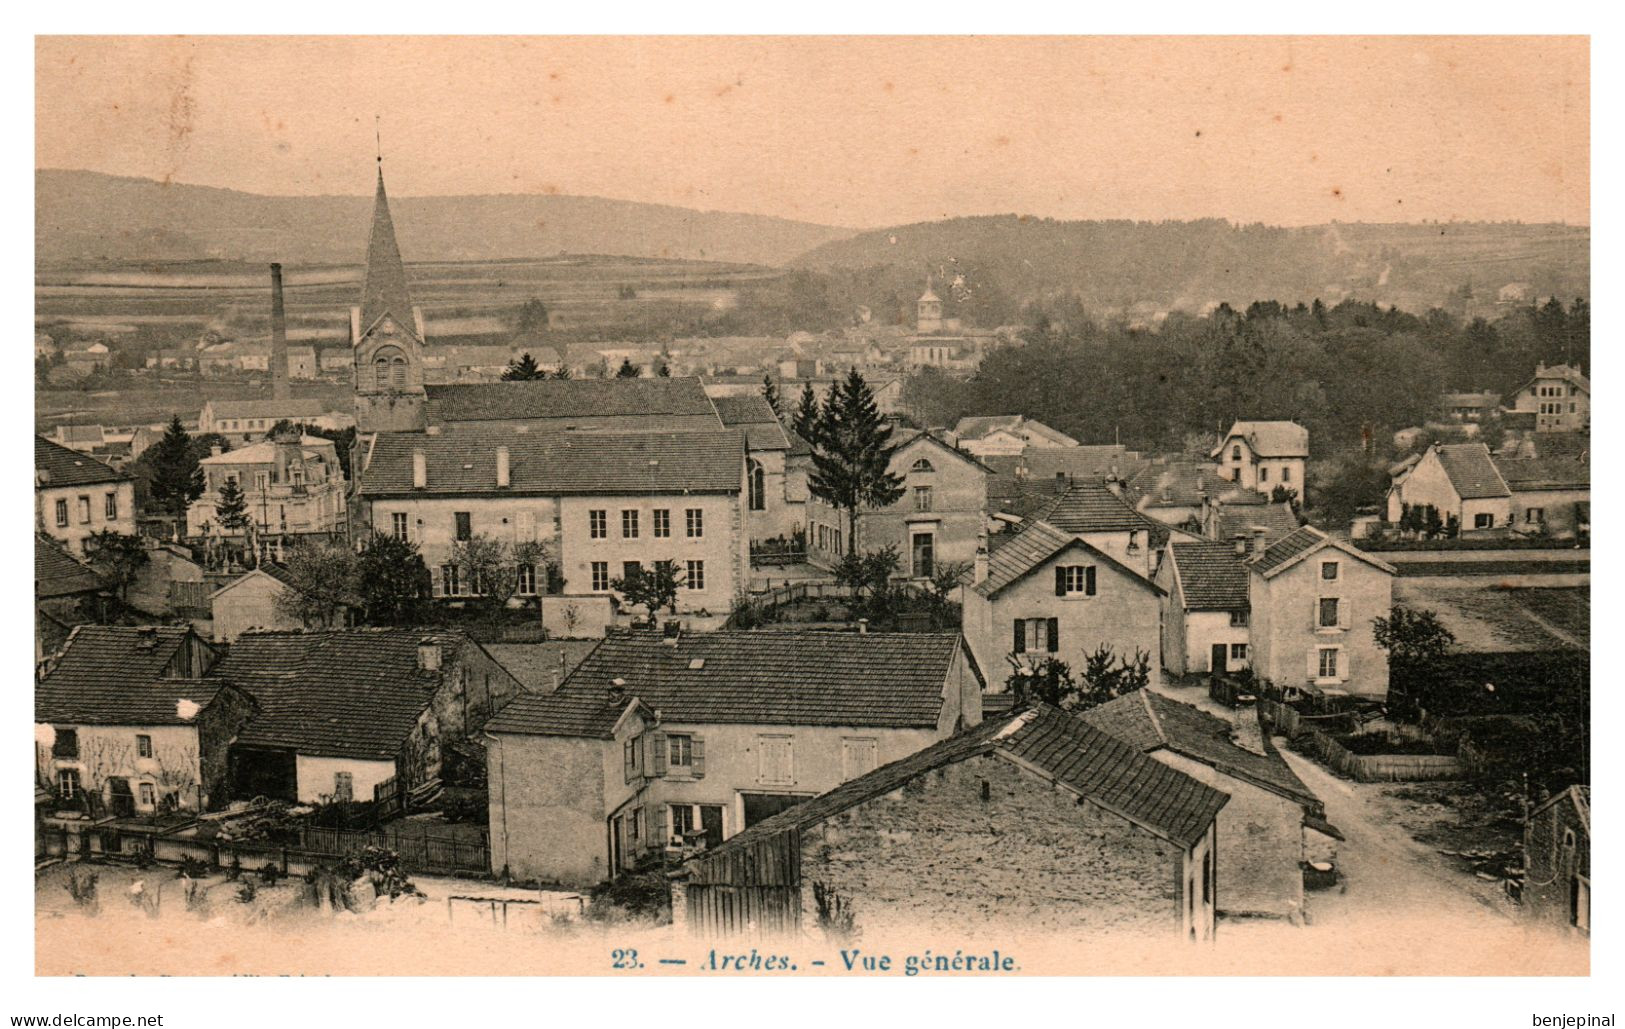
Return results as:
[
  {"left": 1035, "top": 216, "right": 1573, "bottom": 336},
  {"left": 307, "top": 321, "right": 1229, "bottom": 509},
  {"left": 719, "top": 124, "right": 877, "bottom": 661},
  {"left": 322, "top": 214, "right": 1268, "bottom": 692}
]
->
[
  {"left": 1386, "top": 441, "right": 1588, "bottom": 539},
  {"left": 35, "top": 436, "right": 136, "bottom": 554}
]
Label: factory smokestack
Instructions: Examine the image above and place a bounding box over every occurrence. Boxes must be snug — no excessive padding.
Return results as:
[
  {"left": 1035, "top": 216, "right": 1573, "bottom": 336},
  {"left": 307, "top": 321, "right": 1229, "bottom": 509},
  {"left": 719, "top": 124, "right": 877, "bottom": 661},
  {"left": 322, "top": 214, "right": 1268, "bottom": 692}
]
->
[{"left": 270, "top": 262, "right": 289, "bottom": 402}]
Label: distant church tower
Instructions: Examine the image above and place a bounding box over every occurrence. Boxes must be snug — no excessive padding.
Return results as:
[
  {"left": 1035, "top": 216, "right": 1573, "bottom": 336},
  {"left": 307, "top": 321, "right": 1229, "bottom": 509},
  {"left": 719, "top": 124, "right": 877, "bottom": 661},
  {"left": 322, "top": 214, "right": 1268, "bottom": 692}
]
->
[
  {"left": 916, "top": 276, "right": 943, "bottom": 335},
  {"left": 352, "top": 163, "right": 427, "bottom": 434}
]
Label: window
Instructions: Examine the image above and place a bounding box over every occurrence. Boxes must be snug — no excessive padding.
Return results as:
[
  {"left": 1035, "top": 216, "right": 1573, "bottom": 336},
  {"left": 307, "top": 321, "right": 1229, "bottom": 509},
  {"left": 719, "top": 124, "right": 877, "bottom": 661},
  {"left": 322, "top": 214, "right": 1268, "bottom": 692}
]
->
[
  {"left": 748, "top": 461, "right": 766, "bottom": 512},
  {"left": 104, "top": 493, "right": 118, "bottom": 520},
  {"left": 591, "top": 561, "right": 610, "bottom": 591},
  {"left": 1473, "top": 512, "right": 1494, "bottom": 529},
  {"left": 653, "top": 509, "right": 671, "bottom": 538},
  {"left": 1230, "top": 610, "right": 1249, "bottom": 627},
  {"left": 622, "top": 509, "right": 640, "bottom": 539},
  {"left": 136, "top": 734, "right": 152, "bottom": 759},
  {"left": 589, "top": 509, "right": 608, "bottom": 539},
  {"left": 138, "top": 783, "right": 155, "bottom": 808},
  {"left": 1260, "top": 466, "right": 1269, "bottom": 483},
  {"left": 1321, "top": 560, "right": 1339, "bottom": 581},
  {"left": 440, "top": 563, "right": 460, "bottom": 596},
  {"left": 914, "top": 485, "right": 933, "bottom": 512},
  {"left": 1014, "top": 617, "right": 1059, "bottom": 654},
  {"left": 758, "top": 735, "right": 794, "bottom": 785},
  {"left": 1319, "top": 597, "right": 1341, "bottom": 628},
  {"left": 1525, "top": 508, "right": 1545, "bottom": 524},
  {"left": 1231, "top": 445, "right": 1241, "bottom": 461},
  {"left": 911, "top": 458, "right": 935, "bottom": 473},
  {"left": 391, "top": 512, "right": 409, "bottom": 540},
  {"left": 52, "top": 728, "right": 78, "bottom": 759},
  {"left": 685, "top": 508, "right": 704, "bottom": 538},
  {"left": 911, "top": 532, "right": 935, "bottom": 578},
  {"left": 1230, "top": 643, "right": 1248, "bottom": 661},
  {"left": 54, "top": 498, "right": 68, "bottom": 527},
  {"left": 333, "top": 772, "right": 354, "bottom": 803},
  {"left": 668, "top": 734, "right": 693, "bottom": 769},
  {"left": 670, "top": 804, "right": 697, "bottom": 842},
  {"left": 622, "top": 561, "right": 642, "bottom": 585},
  {"left": 1282, "top": 466, "right": 1293, "bottom": 482},
  {"left": 77, "top": 496, "right": 91, "bottom": 524},
  {"left": 842, "top": 737, "right": 879, "bottom": 779},
  {"left": 1054, "top": 565, "right": 1096, "bottom": 596},
  {"left": 57, "top": 768, "right": 80, "bottom": 800},
  {"left": 686, "top": 560, "right": 706, "bottom": 591},
  {"left": 454, "top": 512, "right": 472, "bottom": 541},
  {"left": 623, "top": 735, "right": 644, "bottom": 781},
  {"left": 1318, "top": 647, "right": 1339, "bottom": 679},
  {"left": 516, "top": 563, "right": 537, "bottom": 595}
]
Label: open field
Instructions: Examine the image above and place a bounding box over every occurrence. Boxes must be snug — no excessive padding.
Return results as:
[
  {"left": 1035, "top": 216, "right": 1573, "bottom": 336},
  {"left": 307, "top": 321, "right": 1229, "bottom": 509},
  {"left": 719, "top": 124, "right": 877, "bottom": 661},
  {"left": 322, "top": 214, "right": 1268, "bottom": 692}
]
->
[{"left": 36, "top": 380, "right": 353, "bottom": 433}]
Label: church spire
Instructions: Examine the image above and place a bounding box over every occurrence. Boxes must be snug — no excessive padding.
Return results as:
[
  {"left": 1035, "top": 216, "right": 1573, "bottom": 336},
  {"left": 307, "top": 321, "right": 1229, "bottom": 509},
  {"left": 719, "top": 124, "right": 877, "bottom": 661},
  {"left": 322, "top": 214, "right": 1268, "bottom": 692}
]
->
[{"left": 359, "top": 164, "right": 416, "bottom": 339}]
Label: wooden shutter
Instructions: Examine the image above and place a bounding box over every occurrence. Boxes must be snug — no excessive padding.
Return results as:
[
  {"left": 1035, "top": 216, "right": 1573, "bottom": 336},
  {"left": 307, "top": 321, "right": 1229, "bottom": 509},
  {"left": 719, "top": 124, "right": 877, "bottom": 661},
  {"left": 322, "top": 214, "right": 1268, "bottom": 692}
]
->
[
  {"left": 650, "top": 733, "right": 668, "bottom": 777},
  {"left": 1340, "top": 650, "right": 1352, "bottom": 682},
  {"left": 1014, "top": 619, "right": 1026, "bottom": 653},
  {"left": 1046, "top": 617, "right": 1060, "bottom": 653},
  {"left": 623, "top": 738, "right": 635, "bottom": 783},
  {"left": 655, "top": 805, "right": 668, "bottom": 848},
  {"left": 1338, "top": 598, "right": 1351, "bottom": 630},
  {"left": 1055, "top": 567, "right": 1067, "bottom": 596},
  {"left": 1086, "top": 566, "right": 1097, "bottom": 596},
  {"left": 1306, "top": 648, "right": 1319, "bottom": 681},
  {"left": 1312, "top": 597, "right": 1321, "bottom": 630},
  {"left": 691, "top": 736, "right": 706, "bottom": 779}
]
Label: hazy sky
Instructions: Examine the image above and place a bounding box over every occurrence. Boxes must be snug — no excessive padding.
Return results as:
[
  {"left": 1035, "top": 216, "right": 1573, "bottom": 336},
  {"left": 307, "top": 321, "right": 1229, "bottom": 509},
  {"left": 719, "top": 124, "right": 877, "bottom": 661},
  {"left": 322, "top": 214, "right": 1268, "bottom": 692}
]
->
[{"left": 36, "top": 36, "right": 1588, "bottom": 228}]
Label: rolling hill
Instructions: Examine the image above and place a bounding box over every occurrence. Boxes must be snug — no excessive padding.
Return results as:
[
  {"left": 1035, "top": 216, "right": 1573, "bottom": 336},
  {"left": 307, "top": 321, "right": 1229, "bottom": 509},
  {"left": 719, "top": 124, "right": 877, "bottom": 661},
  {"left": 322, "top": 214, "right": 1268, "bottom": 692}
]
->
[{"left": 36, "top": 170, "right": 855, "bottom": 268}]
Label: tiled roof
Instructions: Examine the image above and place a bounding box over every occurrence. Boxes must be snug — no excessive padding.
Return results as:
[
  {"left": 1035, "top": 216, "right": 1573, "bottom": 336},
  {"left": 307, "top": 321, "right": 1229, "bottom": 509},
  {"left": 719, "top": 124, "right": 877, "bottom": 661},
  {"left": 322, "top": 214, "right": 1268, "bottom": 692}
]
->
[
  {"left": 1081, "top": 691, "right": 1317, "bottom": 808},
  {"left": 484, "top": 641, "right": 600, "bottom": 694},
  {"left": 423, "top": 377, "right": 718, "bottom": 424},
  {"left": 484, "top": 631, "right": 966, "bottom": 738},
  {"left": 35, "top": 535, "right": 106, "bottom": 598},
  {"left": 1246, "top": 525, "right": 1326, "bottom": 576},
  {"left": 1495, "top": 458, "right": 1589, "bottom": 491},
  {"left": 1170, "top": 540, "right": 1251, "bottom": 610},
  {"left": 1434, "top": 443, "right": 1511, "bottom": 500},
  {"left": 974, "top": 519, "right": 1163, "bottom": 599},
  {"left": 1011, "top": 445, "right": 1143, "bottom": 483},
  {"left": 1212, "top": 502, "right": 1300, "bottom": 545},
  {"left": 1215, "top": 421, "right": 1309, "bottom": 458},
  {"left": 214, "top": 629, "right": 473, "bottom": 760},
  {"left": 1127, "top": 461, "right": 1243, "bottom": 510},
  {"left": 710, "top": 394, "right": 791, "bottom": 451},
  {"left": 205, "top": 398, "right": 336, "bottom": 420},
  {"left": 36, "top": 626, "right": 224, "bottom": 726},
  {"left": 1033, "top": 480, "right": 1157, "bottom": 535},
  {"left": 1523, "top": 432, "right": 1589, "bottom": 462},
  {"left": 954, "top": 414, "right": 1024, "bottom": 438},
  {"left": 691, "top": 705, "right": 1230, "bottom": 876},
  {"left": 897, "top": 431, "right": 994, "bottom": 474},
  {"left": 358, "top": 427, "right": 744, "bottom": 496},
  {"left": 35, "top": 436, "right": 127, "bottom": 488}
]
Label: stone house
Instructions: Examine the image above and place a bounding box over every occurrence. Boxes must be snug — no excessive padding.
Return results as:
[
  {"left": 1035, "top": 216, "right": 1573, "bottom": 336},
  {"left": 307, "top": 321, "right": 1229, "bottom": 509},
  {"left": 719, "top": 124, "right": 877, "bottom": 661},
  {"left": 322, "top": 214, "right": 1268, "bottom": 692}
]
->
[
  {"left": 1026, "top": 479, "right": 1169, "bottom": 578},
  {"left": 1245, "top": 526, "right": 1396, "bottom": 700},
  {"left": 1509, "top": 363, "right": 1589, "bottom": 433},
  {"left": 35, "top": 436, "right": 136, "bottom": 555},
  {"left": 482, "top": 630, "right": 985, "bottom": 886},
  {"left": 1385, "top": 442, "right": 1514, "bottom": 533},
  {"left": 1158, "top": 537, "right": 1253, "bottom": 677},
  {"left": 674, "top": 704, "right": 1228, "bottom": 942},
  {"left": 35, "top": 626, "right": 255, "bottom": 814},
  {"left": 1211, "top": 421, "right": 1309, "bottom": 499},
  {"left": 1496, "top": 458, "right": 1590, "bottom": 538},
  {"left": 963, "top": 518, "right": 1165, "bottom": 691},
  {"left": 1081, "top": 690, "right": 1339, "bottom": 920},
  {"left": 806, "top": 431, "right": 990, "bottom": 580},
  {"left": 213, "top": 629, "right": 522, "bottom": 805},
  {"left": 187, "top": 432, "right": 348, "bottom": 539},
  {"left": 208, "top": 564, "right": 353, "bottom": 642},
  {"left": 1522, "top": 785, "right": 1589, "bottom": 936},
  {"left": 711, "top": 394, "right": 807, "bottom": 543}
]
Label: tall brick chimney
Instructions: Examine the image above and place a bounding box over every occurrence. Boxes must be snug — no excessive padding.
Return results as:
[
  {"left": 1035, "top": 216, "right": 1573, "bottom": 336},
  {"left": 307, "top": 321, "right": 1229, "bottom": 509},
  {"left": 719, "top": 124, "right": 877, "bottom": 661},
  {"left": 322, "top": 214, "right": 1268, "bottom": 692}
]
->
[{"left": 270, "top": 263, "right": 290, "bottom": 403}]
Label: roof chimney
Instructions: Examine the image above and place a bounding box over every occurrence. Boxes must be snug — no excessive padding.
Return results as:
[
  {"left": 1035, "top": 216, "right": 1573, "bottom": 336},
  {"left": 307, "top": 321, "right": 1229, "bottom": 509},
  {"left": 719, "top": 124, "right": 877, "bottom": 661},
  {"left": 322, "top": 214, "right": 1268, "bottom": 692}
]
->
[
  {"left": 496, "top": 446, "right": 511, "bottom": 488},
  {"left": 974, "top": 537, "right": 990, "bottom": 585},
  {"left": 210, "top": 444, "right": 224, "bottom": 458},
  {"left": 1232, "top": 534, "right": 1248, "bottom": 557},
  {"left": 269, "top": 263, "right": 289, "bottom": 403},
  {"left": 857, "top": 618, "right": 869, "bottom": 635},
  {"left": 411, "top": 448, "right": 427, "bottom": 489},
  {"left": 608, "top": 677, "right": 627, "bottom": 703},
  {"left": 1252, "top": 527, "right": 1268, "bottom": 557}
]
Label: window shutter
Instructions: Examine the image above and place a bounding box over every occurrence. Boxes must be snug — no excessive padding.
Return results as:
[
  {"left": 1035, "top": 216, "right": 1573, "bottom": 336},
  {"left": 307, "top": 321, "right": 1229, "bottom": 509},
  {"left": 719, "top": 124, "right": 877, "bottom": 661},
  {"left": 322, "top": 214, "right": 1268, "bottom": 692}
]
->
[
  {"left": 651, "top": 733, "right": 668, "bottom": 777},
  {"left": 1338, "top": 599, "right": 1351, "bottom": 630},
  {"left": 655, "top": 805, "right": 668, "bottom": 848},
  {"left": 1046, "top": 617, "right": 1060, "bottom": 653},
  {"left": 1086, "top": 566, "right": 1097, "bottom": 596},
  {"left": 1307, "top": 648, "right": 1319, "bottom": 681},
  {"left": 1312, "top": 597, "right": 1320, "bottom": 630},
  {"left": 1014, "top": 619, "right": 1026, "bottom": 654},
  {"left": 623, "top": 739, "right": 635, "bottom": 783},
  {"left": 691, "top": 737, "right": 706, "bottom": 779},
  {"left": 1339, "top": 650, "right": 1351, "bottom": 682},
  {"left": 1055, "top": 567, "right": 1067, "bottom": 596}
]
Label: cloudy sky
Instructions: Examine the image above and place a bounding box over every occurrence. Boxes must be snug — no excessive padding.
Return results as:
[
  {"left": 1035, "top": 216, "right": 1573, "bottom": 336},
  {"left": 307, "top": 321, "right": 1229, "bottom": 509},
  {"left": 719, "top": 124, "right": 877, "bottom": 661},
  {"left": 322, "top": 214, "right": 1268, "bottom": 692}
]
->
[{"left": 36, "top": 36, "right": 1588, "bottom": 229}]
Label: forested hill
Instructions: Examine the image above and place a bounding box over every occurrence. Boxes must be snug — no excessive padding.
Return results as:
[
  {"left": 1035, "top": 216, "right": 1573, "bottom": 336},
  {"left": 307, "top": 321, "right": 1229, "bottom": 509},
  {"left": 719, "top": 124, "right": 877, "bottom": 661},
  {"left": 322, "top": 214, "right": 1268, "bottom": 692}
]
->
[
  {"left": 792, "top": 215, "right": 1589, "bottom": 317},
  {"left": 36, "top": 170, "right": 853, "bottom": 268}
]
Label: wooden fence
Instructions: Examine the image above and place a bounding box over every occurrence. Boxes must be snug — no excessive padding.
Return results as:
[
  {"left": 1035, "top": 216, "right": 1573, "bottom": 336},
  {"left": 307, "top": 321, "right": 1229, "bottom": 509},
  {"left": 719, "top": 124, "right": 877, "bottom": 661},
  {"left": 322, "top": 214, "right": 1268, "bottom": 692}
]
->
[
  {"left": 1302, "top": 728, "right": 1463, "bottom": 783},
  {"left": 297, "top": 825, "right": 490, "bottom": 875}
]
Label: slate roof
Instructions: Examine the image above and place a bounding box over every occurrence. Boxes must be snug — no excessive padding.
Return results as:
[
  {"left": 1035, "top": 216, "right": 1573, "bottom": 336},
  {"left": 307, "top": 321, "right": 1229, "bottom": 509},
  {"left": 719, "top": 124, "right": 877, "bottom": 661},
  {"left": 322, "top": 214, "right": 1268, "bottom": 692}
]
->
[
  {"left": 1214, "top": 421, "right": 1309, "bottom": 458},
  {"left": 36, "top": 626, "right": 224, "bottom": 726},
  {"left": 484, "top": 631, "right": 967, "bottom": 739},
  {"left": 205, "top": 398, "right": 336, "bottom": 420},
  {"left": 214, "top": 629, "right": 473, "bottom": 760},
  {"left": 1434, "top": 443, "right": 1511, "bottom": 500},
  {"left": 359, "top": 168, "right": 417, "bottom": 339},
  {"left": 690, "top": 705, "right": 1230, "bottom": 876},
  {"left": 35, "top": 436, "right": 127, "bottom": 488},
  {"left": 1126, "top": 461, "right": 1243, "bottom": 510},
  {"left": 710, "top": 394, "right": 791, "bottom": 451},
  {"left": 1169, "top": 540, "right": 1251, "bottom": 610},
  {"left": 423, "top": 377, "right": 718, "bottom": 424},
  {"left": 1080, "top": 691, "right": 1318, "bottom": 809},
  {"left": 358, "top": 427, "right": 744, "bottom": 496},
  {"left": 974, "top": 518, "right": 1164, "bottom": 599},
  {"left": 484, "top": 641, "right": 600, "bottom": 694},
  {"left": 36, "top": 535, "right": 106, "bottom": 599},
  {"left": 1495, "top": 458, "right": 1589, "bottom": 491}
]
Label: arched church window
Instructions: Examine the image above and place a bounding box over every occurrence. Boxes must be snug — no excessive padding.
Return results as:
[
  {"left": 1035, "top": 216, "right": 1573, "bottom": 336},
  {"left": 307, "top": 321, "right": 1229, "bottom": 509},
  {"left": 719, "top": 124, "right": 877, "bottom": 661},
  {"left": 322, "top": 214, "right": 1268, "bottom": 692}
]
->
[
  {"left": 373, "top": 345, "right": 407, "bottom": 390},
  {"left": 748, "top": 459, "right": 766, "bottom": 512}
]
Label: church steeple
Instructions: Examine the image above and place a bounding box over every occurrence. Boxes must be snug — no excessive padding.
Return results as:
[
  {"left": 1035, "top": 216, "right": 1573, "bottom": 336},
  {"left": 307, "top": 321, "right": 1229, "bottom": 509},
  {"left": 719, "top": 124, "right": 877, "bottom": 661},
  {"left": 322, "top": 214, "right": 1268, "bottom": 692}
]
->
[{"left": 359, "top": 166, "right": 417, "bottom": 340}]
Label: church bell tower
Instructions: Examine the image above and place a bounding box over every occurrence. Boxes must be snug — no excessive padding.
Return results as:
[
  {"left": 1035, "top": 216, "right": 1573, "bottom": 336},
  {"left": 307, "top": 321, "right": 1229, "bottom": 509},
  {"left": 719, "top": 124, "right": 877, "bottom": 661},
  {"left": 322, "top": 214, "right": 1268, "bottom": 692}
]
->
[{"left": 352, "top": 160, "right": 427, "bottom": 434}]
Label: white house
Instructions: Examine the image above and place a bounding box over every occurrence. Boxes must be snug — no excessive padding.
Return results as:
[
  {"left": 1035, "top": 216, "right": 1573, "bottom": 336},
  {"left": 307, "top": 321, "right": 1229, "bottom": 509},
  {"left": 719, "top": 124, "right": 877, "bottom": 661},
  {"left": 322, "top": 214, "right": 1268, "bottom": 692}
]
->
[{"left": 1212, "top": 421, "right": 1309, "bottom": 498}]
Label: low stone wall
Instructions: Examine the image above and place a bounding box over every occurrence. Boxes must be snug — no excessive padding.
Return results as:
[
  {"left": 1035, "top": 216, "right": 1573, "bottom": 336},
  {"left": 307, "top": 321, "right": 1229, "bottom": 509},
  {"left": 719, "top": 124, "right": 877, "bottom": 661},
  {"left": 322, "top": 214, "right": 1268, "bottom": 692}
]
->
[{"left": 1303, "top": 729, "right": 1463, "bottom": 783}]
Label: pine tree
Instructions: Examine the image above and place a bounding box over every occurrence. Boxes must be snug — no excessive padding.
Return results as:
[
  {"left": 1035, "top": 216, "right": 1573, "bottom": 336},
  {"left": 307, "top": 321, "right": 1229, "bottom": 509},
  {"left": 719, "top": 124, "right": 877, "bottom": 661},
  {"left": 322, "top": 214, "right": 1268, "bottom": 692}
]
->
[
  {"left": 616, "top": 358, "right": 641, "bottom": 379},
  {"left": 761, "top": 374, "right": 783, "bottom": 418},
  {"left": 808, "top": 369, "right": 905, "bottom": 554},
  {"left": 147, "top": 415, "right": 204, "bottom": 520},
  {"left": 215, "top": 476, "right": 250, "bottom": 534},
  {"left": 656, "top": 361, "right": 671, "bottom": 377},
  {"left": 792, "top": 382, "right": 821, "bottom": 441},
  {"left": 502, "top": 353, "right": 543, "bottom": 381}
]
